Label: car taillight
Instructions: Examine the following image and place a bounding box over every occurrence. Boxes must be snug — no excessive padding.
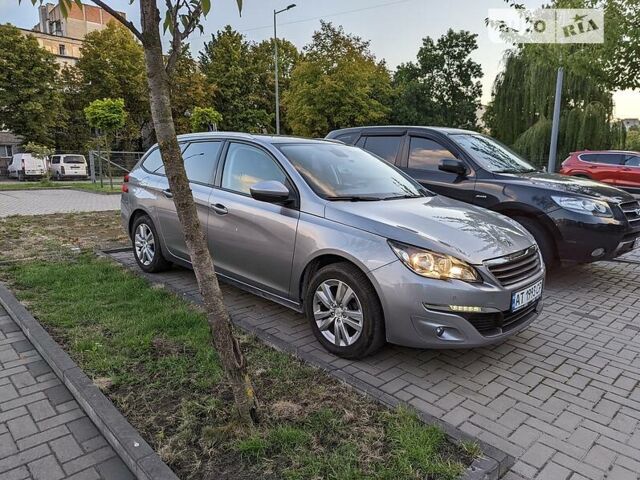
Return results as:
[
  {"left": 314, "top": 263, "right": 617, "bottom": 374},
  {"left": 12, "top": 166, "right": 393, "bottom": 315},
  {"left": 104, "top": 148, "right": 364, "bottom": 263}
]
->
[
  {"left": 122, "top": 174, "right": 129, "bottom": 193},
  {"left": 21, "top": 159, "right": 25, "bottom": 169}
]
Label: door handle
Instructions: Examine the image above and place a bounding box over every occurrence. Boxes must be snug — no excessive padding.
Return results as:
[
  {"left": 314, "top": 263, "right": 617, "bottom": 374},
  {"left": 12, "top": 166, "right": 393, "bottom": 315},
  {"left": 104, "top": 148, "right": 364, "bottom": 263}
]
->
[
  {"left": 211, "top": 203, "right": 228, "bottom": 215},
  {"left": 162, "top": 189, "right": 173, "bottom": 198}
]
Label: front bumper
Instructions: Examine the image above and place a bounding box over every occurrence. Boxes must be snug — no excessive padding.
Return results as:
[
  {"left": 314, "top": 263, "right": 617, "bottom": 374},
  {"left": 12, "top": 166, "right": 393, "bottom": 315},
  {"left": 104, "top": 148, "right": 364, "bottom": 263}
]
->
[
  {"left": 548, "top": 207, "right": 640, "bottom": 263},
  {"left": 368, "top": 260, "right": 544, "bottom": 349}
]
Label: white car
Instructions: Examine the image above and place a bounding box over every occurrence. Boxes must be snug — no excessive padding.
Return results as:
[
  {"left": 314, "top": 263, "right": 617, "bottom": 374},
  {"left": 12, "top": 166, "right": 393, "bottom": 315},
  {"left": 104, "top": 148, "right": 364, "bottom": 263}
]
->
[
  {"left": 50, "top": 154, "right": 88, "bottom": 180},
  {"left": 8, "top": 153, "right": 47, "bottom": 181}
]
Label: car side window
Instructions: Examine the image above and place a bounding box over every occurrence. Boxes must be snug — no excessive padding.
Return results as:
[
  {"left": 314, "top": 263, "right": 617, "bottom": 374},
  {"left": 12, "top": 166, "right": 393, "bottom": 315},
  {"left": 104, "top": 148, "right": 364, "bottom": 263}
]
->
[
  {"left": 408, "top": 137, "right": 457, "bottom": 171},
  {"left": 141, "top": 148, "right": 163, "bottom": 173},
  {"left": 221, "top": 143, "right": 286, "bottom": 195},
  {"left": 335, "top": 133, "right": 357, "bottom": 145},
  {"left": 170, "top": 141, "right": 222, "bottom": 184},
  {"left": 580, "top": 153, "right": 623, "bottom": 165},
  {"left": 363, "top": 136, "right": 402, "bottom": 163},
  {"left": 51, "top": 156, "right": 60, "bottom": 164},
  {"left": 624, "top": 155, "right": 640, "bottom": 167}
]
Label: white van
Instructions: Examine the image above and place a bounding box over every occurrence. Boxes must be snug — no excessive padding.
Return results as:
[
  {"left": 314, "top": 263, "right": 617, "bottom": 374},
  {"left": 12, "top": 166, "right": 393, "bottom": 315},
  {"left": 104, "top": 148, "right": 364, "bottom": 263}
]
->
[
  {"left": 8, "top": 153, "right": 47, "bottom": 181},
  {"left": 50, "top": 154, "right": 88, "bottom": 180}
]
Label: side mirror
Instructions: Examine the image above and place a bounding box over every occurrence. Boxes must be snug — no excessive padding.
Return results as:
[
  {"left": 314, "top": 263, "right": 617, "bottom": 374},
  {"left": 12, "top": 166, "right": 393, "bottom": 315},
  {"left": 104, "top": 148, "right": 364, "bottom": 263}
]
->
[
  {"left": 438, "top": 158, "right": 467, "bottom": 176},
  {"left": 250, "top": 180, "right": 291, "bottom": 204}
]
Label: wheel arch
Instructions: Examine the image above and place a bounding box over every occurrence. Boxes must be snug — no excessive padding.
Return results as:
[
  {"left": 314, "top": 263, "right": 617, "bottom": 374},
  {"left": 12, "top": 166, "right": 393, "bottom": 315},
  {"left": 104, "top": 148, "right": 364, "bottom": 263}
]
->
[
  {"left": 493, "top": 202, "right": 560, "bottom": 259},
  {"left": 297, "top": 251, "right": 385, "bottom": 309},
  {"left": 127, "top": 208, "right": 153, "bottom": 238}
]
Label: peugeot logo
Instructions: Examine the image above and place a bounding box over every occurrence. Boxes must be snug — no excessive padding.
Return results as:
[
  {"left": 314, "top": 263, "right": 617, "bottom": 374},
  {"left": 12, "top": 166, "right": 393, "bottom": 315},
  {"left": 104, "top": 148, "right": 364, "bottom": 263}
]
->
[{"left": 636, "top": 208, "right": 640, "bottom": 216}]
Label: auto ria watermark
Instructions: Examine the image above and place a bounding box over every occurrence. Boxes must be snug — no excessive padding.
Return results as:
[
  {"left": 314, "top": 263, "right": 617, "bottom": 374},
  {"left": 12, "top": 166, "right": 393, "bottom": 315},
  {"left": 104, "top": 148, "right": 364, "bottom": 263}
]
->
[{"left": 487, "top": 9, "right": 604, "bottom": 44}]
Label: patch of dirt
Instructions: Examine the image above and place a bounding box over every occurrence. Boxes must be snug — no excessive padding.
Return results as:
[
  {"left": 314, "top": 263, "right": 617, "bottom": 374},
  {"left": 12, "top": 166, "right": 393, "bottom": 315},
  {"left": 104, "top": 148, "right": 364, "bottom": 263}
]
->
[{"left": 0, "top": 211, "right": 128, "bottom": 262}]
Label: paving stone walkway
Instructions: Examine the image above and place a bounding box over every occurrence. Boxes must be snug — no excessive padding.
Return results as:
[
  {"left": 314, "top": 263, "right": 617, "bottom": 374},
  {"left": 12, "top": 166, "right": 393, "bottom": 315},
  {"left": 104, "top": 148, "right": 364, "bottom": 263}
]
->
[
  {"left": 0, "top": 306, "right": 133, "bottom": 480},
  {"left": 0, "top": 190, "right": 119, "bottom": 217},
  {"left": 109, "top": 248, "right": 640, "bottom": 480}
]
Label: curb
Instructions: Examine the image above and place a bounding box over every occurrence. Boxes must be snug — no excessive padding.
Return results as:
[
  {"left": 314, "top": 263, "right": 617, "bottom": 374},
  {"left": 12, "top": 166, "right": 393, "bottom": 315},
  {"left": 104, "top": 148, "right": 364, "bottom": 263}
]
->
[
  {"left": 0, "top": 282, "right": 179, "bottom": 480},
  {"left": 105, "top": 249, "right": 511, "bottom": 480}
]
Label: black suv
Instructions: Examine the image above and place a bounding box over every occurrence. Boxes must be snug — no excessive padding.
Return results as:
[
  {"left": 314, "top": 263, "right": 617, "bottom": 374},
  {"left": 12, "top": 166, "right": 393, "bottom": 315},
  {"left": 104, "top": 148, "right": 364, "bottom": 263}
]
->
[{"left": 326, "top": 126, "right": 640, "bottom": 266}]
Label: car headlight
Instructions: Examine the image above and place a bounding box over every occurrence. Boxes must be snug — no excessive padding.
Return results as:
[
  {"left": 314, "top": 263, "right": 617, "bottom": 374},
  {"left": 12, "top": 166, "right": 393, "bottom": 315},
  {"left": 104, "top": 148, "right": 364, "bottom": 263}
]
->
[
  {"left": 551, "top": 196, "right": 612, "bottom": 217},
  {"left": 388, "top": 240, "right": 479, "bottom": 282}
]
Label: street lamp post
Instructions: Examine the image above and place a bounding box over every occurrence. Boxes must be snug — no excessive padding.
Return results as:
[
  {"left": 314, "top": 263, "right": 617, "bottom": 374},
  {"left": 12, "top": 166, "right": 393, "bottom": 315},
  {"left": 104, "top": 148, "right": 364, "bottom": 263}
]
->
[{"left": 274, "top": 4, "right": 296, "bottom": 135}]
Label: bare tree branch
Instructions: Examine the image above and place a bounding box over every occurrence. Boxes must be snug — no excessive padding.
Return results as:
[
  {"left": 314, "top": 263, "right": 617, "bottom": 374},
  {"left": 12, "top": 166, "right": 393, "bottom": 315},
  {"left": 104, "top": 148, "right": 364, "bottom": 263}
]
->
[
  {"left": 87, "top": 0, "right": 144, "bottom": 43},
  {"left": 165, "top": 1, "right": 202, "bottom": 75}
]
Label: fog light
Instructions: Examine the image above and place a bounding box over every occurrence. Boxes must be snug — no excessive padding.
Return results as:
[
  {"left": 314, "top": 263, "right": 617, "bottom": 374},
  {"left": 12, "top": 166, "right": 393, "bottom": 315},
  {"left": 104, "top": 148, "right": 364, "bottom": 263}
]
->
[
  {"left": 449, "top": 305, "right": 482, "bottom": 313},
  {"left": 591, "top": 248, "right": 605, "bottom": 257},
  {"left": 436, "top": 327, "right": 445, "bottom": 337}
]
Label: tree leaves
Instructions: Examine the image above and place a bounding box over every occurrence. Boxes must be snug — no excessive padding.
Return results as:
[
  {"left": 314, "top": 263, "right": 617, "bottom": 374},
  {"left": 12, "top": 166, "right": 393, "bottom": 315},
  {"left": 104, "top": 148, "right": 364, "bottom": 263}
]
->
[
  {"left": 392, "top": 30, "right": 482, "bottom": 130},
  {"left": 84, "top": 98, "right": 127, "bottom": 132},
  {"left": 0, "top": 24, "right": 61, "bottom": 146}
]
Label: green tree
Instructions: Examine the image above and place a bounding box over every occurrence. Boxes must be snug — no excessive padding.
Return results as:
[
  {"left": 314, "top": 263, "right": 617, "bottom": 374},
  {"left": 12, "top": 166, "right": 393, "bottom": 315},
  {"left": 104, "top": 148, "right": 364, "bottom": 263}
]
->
[
  {"left": 392, "top": 29, "right": 483, "bottom": 129},
  {"left": 485, "top": 48, "right": 615, "bottom": 166},
  {"left": 25, "top": 0, "right": 258, "bottom": 424},
  {"left": 77, "top": 22, "right": 149, "bottom": 148},
  {"left": 84, "top": 98, "right": 127, "bottom": 133},
  {"left": 170, "top": 49, "right": 212, "bottom": 135},
  {"left": 284, "top": 21, "right": 392, "bottom": 137},
  {"left": 0, "top": 24, "right": 60, "bottom": 145},
  {"left": 85, "top": 97, "right": 127, "bottom": 188},
  {"left": 199, "top": 26, "right": 269, "bottom": 132},
  {"left": 56, "top": 65, "right": 92, "bottom": 152},
  {"left": 627, "top": 128, "right": 640, "bottom": 151},
  {"left": 190, "top": 106, "right": 222, "bottom": 132},
  {"left": 250, "top": 38, "right": 300, "bottom": 133}
]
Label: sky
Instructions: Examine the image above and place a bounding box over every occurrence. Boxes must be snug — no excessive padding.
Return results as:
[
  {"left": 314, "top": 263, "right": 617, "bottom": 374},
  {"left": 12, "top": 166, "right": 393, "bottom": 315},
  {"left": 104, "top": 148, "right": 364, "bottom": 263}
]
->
[{"left": 1, "top": 0, "right": 638, "bottom": 119}]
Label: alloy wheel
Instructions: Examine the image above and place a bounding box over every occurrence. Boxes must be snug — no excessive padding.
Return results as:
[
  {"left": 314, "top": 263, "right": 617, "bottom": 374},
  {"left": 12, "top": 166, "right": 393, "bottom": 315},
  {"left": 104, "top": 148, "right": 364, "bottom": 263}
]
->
[
  {"left": 313, "top": 279, "right": 363, "bottom": 347},
  {"left": 134, "top": 223, "right": 155, "bottom": 266}
]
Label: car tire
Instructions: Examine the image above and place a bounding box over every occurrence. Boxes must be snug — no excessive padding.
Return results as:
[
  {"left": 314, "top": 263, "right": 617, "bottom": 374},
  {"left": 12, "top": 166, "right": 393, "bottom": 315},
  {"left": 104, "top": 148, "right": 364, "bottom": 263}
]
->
[
  {"left": 18, "top": 172, "right": 24, "bottom": 182},
  {"left": 131, "top": 214, "right": 172, "bottom": 273},
  {"left": 513, "top": 216, "right": 557, "bottom": 269},
  {"left": 304, "top": 262, "right": 385, "bottom": 359}
]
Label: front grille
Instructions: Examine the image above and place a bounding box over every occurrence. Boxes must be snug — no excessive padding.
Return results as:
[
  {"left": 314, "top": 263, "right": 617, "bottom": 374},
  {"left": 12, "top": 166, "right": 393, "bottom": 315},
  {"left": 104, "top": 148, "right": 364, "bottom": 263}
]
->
[
  {"left": 620, "top": 200, "right": 640, "bottom": 229},
  {"left": 486, "top": 246, "right": 541, "bottom": 287},
  {"left": 466, "top": 301, "right": 539, "bottom": 336}
]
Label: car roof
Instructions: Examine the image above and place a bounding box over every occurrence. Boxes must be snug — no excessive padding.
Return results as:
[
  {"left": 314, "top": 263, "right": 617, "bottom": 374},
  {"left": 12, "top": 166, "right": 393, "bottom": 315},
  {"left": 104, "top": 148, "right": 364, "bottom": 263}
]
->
[
  {"left": 573, "top": 150, "right": 639, "bottom": 154},
  {"left": 327, "top": 125, "right": 480, "bottom": 136},
  {"left": 176, "top": 132, "right": 337, "bottom": 145}
]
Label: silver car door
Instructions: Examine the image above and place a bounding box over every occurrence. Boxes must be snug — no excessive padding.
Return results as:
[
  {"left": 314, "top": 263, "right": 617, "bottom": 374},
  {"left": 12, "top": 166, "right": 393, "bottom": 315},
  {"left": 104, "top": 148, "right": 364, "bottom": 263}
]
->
[
  {"left": 208, "top": 142, "right": 299, "bottom": 298},
  {"left": 155, "top": 141, "right": 222, "bottom": 260}
]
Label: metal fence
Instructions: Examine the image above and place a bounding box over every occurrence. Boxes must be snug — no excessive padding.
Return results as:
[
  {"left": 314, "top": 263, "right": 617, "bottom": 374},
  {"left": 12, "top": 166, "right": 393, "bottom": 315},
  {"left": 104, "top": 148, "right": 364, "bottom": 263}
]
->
[{"left": 88, "top": 150, "right": 144, "bottom": 187}]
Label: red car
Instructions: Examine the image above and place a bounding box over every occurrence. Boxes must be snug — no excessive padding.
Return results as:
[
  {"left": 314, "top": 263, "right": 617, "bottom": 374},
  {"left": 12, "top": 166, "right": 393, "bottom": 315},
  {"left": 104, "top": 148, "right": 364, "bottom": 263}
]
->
[{"left": 560, "top": 150, "right": 640, "bottom": 194}]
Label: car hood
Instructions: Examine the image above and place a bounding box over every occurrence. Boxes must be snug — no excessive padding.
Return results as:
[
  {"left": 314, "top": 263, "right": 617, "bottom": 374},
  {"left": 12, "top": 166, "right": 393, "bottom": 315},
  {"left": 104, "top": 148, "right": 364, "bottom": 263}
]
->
[
  {"left": 324, "top": 195, "right": 535, "bottom": 265},
  {"left": 500, "top": 172, "right": 635, "bottom": 203}
]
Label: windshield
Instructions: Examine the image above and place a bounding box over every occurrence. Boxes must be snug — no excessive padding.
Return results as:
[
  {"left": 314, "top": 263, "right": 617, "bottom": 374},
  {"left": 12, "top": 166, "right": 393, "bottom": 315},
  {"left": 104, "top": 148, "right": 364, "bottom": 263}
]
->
[
  {"left": 278, "top": 143, "right": 425, "bottom": 200},
  {"left": 63, "top": 155, "right": 85, "bottom": 164},
  {"left": 452, "top": 134, "right": 537, "bottom": 174}
]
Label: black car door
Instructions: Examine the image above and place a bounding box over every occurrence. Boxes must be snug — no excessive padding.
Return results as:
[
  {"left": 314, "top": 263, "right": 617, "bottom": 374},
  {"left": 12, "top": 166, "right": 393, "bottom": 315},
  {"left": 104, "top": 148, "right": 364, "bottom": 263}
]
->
[{"left": 399, "top": 133, "right": 476, "bottom": 202}]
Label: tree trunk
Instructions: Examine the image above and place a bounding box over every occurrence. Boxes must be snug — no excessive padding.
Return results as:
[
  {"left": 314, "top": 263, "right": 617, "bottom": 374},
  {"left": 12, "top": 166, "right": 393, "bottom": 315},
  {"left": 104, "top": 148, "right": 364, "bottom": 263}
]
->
[{"left": 138, "top": 0, "right": 258, "bottom": 424}]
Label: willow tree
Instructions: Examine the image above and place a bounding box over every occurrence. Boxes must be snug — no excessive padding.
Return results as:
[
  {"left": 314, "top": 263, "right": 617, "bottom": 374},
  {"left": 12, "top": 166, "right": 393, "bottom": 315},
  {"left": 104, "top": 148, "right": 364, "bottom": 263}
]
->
[
  {"left": 25, "top": 0, "right": 258, "bottom": 424},
  {"left": 485, "top": 47, "right": 616, "bottom": 168}
]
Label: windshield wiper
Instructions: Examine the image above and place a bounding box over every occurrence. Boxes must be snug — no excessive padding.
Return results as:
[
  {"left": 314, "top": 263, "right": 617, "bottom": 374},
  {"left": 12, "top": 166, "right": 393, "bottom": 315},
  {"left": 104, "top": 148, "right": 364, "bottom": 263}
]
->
[
  {"left": 381, "top": 194, "right": 422, "bottom": 200},
  {"left": 325, "top": 195, "right": 383, "bottom": 201},
  {"left": 494, "top": 168, "right": 537, "bottom": 174}
]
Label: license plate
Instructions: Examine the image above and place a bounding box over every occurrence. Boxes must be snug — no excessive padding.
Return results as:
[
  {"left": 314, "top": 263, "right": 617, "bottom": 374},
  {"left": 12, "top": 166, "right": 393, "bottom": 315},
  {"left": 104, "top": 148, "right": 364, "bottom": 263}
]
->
[{"left": 511, "top": 280, "right": 543, "bottom": 312}]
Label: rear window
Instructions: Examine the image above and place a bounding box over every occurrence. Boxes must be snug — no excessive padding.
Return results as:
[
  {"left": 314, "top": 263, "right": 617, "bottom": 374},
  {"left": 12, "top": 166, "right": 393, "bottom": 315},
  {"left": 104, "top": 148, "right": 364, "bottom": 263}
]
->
[{"left": 62, "top": 155, "right": 85, "bottom": 164}]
